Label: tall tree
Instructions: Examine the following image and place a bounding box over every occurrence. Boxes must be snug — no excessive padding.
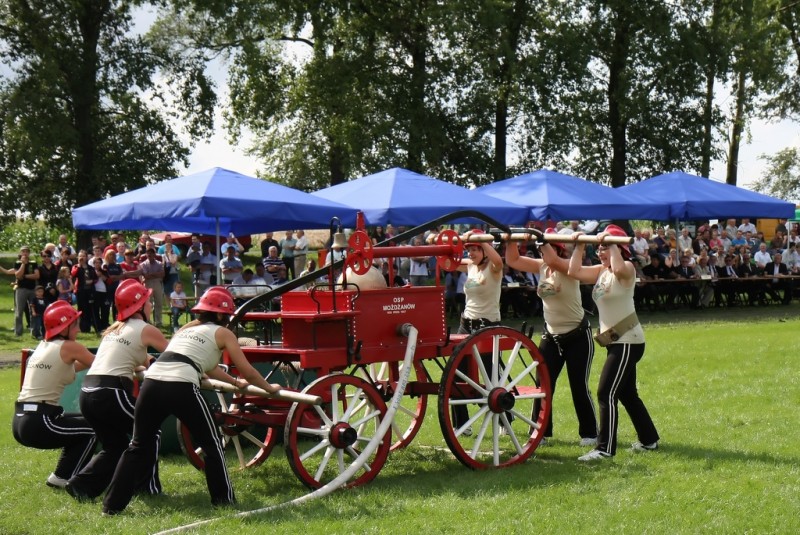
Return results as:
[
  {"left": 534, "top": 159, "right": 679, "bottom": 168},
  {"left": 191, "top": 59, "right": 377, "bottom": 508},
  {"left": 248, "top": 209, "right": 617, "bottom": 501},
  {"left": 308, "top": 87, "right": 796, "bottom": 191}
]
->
[
  {"left": 751, "top": 147, "right": 800, "bottom": 199},
  {"left": 0, "top": 0, "right": 214, "bottom": 245}
]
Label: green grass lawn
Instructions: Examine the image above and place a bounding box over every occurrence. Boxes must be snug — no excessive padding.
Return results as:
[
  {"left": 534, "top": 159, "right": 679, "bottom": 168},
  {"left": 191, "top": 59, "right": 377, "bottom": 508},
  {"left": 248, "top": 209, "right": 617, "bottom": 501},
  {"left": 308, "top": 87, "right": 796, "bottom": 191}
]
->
[{"left": 1, "top": 310, "right": 798, "bottom": 534}]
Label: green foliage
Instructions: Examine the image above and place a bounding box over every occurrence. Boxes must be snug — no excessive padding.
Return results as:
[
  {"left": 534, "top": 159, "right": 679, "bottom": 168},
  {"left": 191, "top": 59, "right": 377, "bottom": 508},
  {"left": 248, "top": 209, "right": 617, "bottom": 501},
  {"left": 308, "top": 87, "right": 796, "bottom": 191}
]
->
[
  {"left": 752, "top": 146, "right": 800, "bottom": 200},
  {"left": 0, "top": 0, "right": 215, "bottom": 228},
  {"left": 0, "top": 219, "right": 71, "bottom": 253}
]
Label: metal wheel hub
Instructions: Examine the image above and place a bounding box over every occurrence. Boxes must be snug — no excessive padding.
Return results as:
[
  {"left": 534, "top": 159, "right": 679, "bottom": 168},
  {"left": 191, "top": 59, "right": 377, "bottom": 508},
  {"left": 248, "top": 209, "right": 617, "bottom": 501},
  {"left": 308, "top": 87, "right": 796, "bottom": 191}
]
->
[
  {"left": 488, "top": 387, "right": 515, "bottom": 413},
  {"left": 329, "top": 422, "right": 358, "bottom": 448}
]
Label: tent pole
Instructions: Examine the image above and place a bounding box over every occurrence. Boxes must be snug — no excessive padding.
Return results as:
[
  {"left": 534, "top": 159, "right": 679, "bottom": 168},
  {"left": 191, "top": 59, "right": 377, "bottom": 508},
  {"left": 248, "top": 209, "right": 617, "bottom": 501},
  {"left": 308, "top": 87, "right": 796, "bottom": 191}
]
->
[{"left": 216, "top": 218, "right": 222, "bottom": 286}]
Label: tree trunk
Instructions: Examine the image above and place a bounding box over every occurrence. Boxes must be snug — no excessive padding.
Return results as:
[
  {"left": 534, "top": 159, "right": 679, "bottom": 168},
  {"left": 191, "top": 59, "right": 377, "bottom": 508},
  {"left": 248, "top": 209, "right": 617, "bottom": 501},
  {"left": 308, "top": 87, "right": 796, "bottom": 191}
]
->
[
  {"left": 726, "top": 68, "right": 747, "bottom": 186},
  {"left": 492, "top": 0, "right": 528, "bottom": 182},
  {"left": 700, "top": 0, "right": 722, "bottom": 178},
  {"left": 607, "top": 12, "right": 631, "bottom": 188}
]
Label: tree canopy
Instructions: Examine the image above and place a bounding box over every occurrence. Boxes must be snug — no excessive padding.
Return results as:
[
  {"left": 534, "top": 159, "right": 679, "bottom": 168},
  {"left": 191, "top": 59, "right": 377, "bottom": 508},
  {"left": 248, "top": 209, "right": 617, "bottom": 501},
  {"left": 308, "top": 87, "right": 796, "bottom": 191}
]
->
[{"left": 1, "top": 0, "right": 799, "bottom": 229}]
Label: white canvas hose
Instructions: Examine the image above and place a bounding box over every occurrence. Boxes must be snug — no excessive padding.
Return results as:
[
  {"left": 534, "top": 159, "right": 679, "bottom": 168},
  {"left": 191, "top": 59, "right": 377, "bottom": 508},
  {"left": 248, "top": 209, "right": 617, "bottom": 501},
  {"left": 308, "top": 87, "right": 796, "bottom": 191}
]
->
[{"left": 154, "top": 323, "right": 419, "bottom": 535}]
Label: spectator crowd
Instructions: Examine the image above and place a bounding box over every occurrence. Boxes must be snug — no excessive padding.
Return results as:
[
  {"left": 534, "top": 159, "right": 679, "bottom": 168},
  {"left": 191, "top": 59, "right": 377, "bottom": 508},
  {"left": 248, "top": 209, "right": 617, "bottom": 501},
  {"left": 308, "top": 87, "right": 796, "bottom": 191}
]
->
[{"left": 4, "top": 218, "right": 796, "bottom": 340}]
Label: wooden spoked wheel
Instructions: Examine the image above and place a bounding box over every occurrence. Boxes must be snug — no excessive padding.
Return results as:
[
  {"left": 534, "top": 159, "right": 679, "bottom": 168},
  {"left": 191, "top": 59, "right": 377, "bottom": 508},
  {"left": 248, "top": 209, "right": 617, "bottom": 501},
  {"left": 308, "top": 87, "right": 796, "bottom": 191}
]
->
[
  {"left": 177, "top": 390, "right": 280, "bottom": 471},
  {"left": 351, "top": 360, "right": 429, "bottom": 451},
  {"left": 284, "top": 374, "right": 390, "bottom": 489},
  {"left": 438, "top": 326, "right": 551, "bottom": 470}
]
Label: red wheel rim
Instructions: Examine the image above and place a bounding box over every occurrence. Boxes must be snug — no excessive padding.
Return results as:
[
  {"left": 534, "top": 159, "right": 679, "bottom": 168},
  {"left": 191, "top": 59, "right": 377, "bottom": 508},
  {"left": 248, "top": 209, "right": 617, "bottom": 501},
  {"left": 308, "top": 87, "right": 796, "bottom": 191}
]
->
[
  {"left": 284, "top": 374, "right": 390, "bottom": 489},
  {"left": 438, "top": 326, "right": 551, "bottom": 470}
]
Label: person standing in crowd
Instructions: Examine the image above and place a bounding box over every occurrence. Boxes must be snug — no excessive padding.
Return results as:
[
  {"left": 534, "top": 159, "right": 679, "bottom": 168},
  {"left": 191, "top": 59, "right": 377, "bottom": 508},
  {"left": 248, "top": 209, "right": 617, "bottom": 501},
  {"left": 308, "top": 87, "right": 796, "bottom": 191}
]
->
[
  {"left": 71, "top": 251, "right": 98, "bottom": 334},
  {"left": 91, "top": 256, "right": 111, "bottom": 331},
  {"left": 279, "top": 230, "right": 297, "bottom": 279},
  {"left": 506, "top": 228, "right": 598, "bottom": 447},
  {"left": 293, "top": 230, "right": 309, "bottom": 281},
  {"left": 11, "top": 246, "right": 40, "bottom": 336},
  {"left": 409, "top": 237, "right": 431, "bottom": 286},
  {"left": 102, "top": 287, "right": 282, "bottom": 515},
  {"left": 259, "top": 232, "right": 279, "bottom": 262},
  {"left": 28, "top": 285, "right": 48, "bottom": 340},
  {"left": 139, "top": 248, "right": 165, "bottom": 327},
  {"left": 448, "top": 230, "right": 503, "bottom": 431},
  {"left": 65, "top": 280, "right": 168, "bottom": 502},
  {"left": 38, "top": 248, "right": 59, "bottom": 290},
  {"left": 219, "top": 246, "right": 243, "bottom": 285},
  {"left": 169, "top": 281, "right": 193, "bottom": 332},
  {"left": 567, "top": 225, "right": 659, "bottom": 461},
  {"left": 161, "top": 241, "right": 181, "bottom": 297},
  {"left": 12, "top": 301, "right": 96, "bottom": 489}
]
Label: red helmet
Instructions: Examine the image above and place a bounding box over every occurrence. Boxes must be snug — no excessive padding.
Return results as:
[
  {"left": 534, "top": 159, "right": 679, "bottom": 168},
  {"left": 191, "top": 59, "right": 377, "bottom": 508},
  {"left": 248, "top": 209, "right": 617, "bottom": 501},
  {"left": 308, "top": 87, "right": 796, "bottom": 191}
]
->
[
  {"left": 115, "top": 279, "right": 152, "bottom": 321},
  {"left": 44, "top": 301, "right": 81, "bottom": 340},
  {"left": 192, "top": 286, "right": 235, "bottom": 315},
  {"left": 544, "top": 227, "right": 566, "bottom": 252},
  {"left": 465, "top": 229, "right": 486, "bottom": 248},
  {"left": 603, "top": 224, "right": 631, "bottom": 258}
]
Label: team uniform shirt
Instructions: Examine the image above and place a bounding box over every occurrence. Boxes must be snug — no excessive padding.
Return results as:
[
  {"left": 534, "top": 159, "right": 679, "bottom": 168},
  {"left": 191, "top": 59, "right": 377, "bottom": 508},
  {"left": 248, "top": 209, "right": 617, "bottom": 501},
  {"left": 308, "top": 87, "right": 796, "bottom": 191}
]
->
[
  {"left": 463, "top": 262, "right": 501, "bottom": 322},
  {"left": 592, "top": 268, "right": 644, "bottom": 344},
  {"left": 537, "top": 264, "right": 584, "bottom": 334},
  {"left": 88, "top": 319, "right": 149, "bottom": 380},
  {"left": 145, "top": 324, "right": 222, "bottom": 385},
  {"left": 17, "top": 340, "right": 74, "bottom": 405}
]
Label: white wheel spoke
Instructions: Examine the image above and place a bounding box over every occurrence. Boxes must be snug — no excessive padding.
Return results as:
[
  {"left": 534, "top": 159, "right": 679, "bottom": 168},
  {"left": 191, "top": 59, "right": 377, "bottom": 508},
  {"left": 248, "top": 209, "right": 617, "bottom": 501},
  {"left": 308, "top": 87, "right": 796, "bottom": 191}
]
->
[
  {"left": 341, "top": 388, "right": 364, "bottom": 421},
  {"left": 312, "top": 404, "right": 334, "bottom": 428},
  {"left": 239, "top": 431, "right": 267, "bottom": 449},
  {"left": 455, "top": 405, "right": 490, "bottom": 437},
  {"left": 470, "top": 412, "right": 493, "bottom": 458},
  {"left": 508, "top": 409, "right": 539, "bottom": 429},
  {"left": 514, "top": 392, "right": 546, "bottom": 400},
  {"left": 449, "top": 397, "right": 487, "bottom": 406},
  {"left": 499, "top": 342, "right": 522, "bottom": 385},
  {"left": 343, "top": 397, "right": 369, "bottom": 421},
  {"left": 471, "top": 345, "right": 492, "bottom": 387},
  {"left": 397, "top": 404, "right": 417, "bottom": 417},
  {"left": 501, "top": 413, "right": 523, "bottom": 455},
  {"left": 345, "top": 446, "right": 372, "bottom": 473},
  {"left": 337, "top": 448, "right": 345, "bottom": 474},
  {"left": 506, "top": 361, "right": 539, "bottom": 390},
  {"left": 231, "top": 435, "right": 246, "bottom": 469},
  {"left": 492, "top": 336, "right": 500, "bottom": 385},
  {"left": 296, "top": 426, "right": 330, "bottom": 437},
  {"left": 492, "top": 414, "right": 500, "bottom": 466},
  {"left": 300, "top": 439, "right": 332, "bottom": 462},
  {"left": 331, "top": 384, "right": 340, "bottom": 421},
  {"left": 454, "top": 367, "right": 489, "bottom": 396},
  {"left": 351, "top": 408, "right": 381, "bottom": 429},
  {"left": 313, "top": 446, "right": 335, "bottom": 480}
]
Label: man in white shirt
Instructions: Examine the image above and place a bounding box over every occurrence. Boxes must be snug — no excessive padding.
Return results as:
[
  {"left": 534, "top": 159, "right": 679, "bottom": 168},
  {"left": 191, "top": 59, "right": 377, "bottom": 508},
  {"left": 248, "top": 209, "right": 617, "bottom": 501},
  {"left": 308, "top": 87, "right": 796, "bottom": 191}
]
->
[
  {"left": 753, "top": 243, "right": 772, "bottom": 274},
  {"left": 632, "top": 229, "right": 650, "bottom": 265},
  {"left": 738, "top": 218, "right": 757, "bottom": 235},
  {"left": 230, "top": 268, "right": 270, "bottom": 302},
  {"left": 783, "top": 243, "right": 800, "bottom": 274},
  {"left": 293, "top": 230, "right": 309, "bottom": 280}
]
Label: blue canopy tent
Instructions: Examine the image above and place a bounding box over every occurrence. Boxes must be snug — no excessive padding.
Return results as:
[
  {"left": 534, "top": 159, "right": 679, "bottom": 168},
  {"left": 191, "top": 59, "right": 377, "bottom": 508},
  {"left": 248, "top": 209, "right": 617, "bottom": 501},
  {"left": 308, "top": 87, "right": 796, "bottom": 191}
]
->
[
  {"left": 475, "top": 169, "right": 668, "bottom": 221},
  {"left": 310, "top": 167, "right": 529, "bottom": 226},
  {"left": 618, "top": 171, "right": 796, "bottom": 219},
  {"left": 72, "top": 167, "right": 358, "bottom": 235},
  {"left": 72, "top": 167, "right": 359, "bottom": 284}
]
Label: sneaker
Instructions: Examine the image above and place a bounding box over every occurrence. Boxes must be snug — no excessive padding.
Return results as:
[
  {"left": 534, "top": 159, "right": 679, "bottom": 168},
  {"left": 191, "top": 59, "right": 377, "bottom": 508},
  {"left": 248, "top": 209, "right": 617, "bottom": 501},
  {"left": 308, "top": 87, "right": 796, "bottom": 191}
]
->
[
  {"left": 538, "top": 437, "right": 550, "bottom": 447},
  {"left": 578, "top": 449, "right": 612, "bottom": 462},
  {"left": 631, "top": 441, "right": 658, "bottom": 452},
  {"left": 46, "top": 473, "right": 68, "bottom": 489},
  {"left": 461, "top": 426, "right": 473, "bottom": 437},
  {"left": 580, "top": 437, "right": 598, "bottom": 447}
]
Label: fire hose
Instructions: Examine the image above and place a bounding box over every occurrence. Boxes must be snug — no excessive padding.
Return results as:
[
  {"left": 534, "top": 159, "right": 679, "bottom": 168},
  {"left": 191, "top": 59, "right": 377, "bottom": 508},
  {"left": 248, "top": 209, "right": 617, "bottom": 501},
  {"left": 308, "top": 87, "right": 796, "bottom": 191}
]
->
[{"left": 154, "top": 323, "right": 419, "bottom": 535}]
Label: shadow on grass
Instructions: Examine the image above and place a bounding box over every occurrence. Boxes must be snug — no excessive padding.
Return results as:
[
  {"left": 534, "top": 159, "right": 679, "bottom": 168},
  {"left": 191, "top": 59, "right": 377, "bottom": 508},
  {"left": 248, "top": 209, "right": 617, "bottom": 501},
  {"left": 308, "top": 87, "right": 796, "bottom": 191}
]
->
[{"left": 656, "top": 441, "right": 800, "bottom": 467}]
